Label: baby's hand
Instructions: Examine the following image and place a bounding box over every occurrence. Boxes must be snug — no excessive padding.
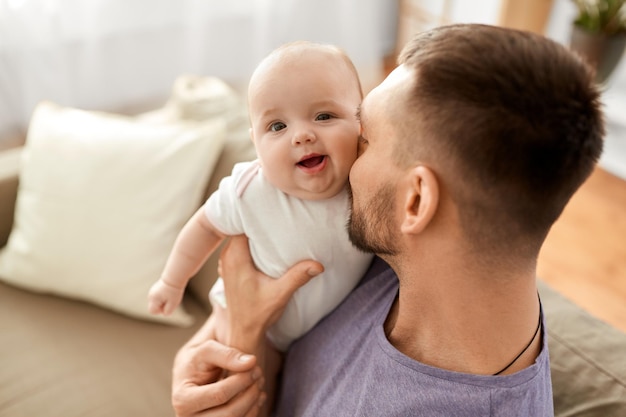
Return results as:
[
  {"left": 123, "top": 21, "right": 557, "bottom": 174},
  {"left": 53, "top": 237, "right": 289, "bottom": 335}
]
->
[{"left": 148, "top": 280, "right": 184, "bottom": 316}]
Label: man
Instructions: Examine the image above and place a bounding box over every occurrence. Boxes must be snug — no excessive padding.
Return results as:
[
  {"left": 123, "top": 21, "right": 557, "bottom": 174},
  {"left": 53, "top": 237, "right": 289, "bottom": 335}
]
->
[{"left": 171, "top": 24, "right": 604, "bottom": 417}]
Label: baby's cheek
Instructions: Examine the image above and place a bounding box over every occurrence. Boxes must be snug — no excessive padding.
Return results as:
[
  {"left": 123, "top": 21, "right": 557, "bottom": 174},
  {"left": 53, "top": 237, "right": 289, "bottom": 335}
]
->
[{"left": 343, "top": 142, "right": 359, "bottom": 169}]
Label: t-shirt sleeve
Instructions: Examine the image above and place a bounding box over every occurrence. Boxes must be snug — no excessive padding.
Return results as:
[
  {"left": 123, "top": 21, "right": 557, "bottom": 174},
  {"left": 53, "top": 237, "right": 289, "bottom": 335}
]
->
[{"left": 203, "top": 162, "right": 249, "bottom": 235}]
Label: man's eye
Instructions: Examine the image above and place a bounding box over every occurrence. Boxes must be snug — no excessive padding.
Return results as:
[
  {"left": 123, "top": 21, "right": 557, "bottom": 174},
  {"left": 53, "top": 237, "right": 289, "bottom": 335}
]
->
[
  {"left": 270, "top": 122, "right": 286, "bottom": 132},
  {"left": 316, "top": 113, "right": 332, "bottom": 121}
]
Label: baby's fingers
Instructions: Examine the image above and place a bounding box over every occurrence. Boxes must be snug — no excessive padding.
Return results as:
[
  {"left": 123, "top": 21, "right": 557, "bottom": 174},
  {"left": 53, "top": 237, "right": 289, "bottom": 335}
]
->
[
  {"left": 148, "top": 297, "right": 165, "bottom": 315},
  {"left": 162, "top": 300, "right": 177, "bottom": 316}
]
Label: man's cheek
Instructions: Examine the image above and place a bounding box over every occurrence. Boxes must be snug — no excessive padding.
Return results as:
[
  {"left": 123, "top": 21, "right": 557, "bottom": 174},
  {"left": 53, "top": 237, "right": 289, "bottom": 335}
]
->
[{"left": 349, "top": 157, "right": 362, "bottom": 182}]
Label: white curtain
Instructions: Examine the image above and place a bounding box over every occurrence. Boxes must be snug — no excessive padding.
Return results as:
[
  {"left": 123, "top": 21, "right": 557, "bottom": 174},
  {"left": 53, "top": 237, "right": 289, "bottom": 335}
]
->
[{"left": 0, "top": 0, "right": 397, "bottom": 140}]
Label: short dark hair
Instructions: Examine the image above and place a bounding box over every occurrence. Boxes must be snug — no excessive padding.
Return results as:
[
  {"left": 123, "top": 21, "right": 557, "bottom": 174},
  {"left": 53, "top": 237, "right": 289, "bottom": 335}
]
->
[{"left": 397, "top": 24, "right": 604, "bottom": 256}]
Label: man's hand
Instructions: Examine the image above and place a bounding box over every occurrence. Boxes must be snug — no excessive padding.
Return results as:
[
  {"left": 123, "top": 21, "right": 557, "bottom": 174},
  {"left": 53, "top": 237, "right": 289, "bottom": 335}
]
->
[
  {"left": 171, "top": 317, "right": 266, "bottom": 417},
  {"left": 218, "top": 235, "right": 324, "bottom": 348},
  {"left": 171, "top": 236, "right": 323, "bottom": 417}
]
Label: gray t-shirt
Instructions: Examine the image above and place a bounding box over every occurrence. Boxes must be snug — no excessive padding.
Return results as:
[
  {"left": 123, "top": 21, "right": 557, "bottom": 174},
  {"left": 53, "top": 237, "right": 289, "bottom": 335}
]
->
[{"left": 274, "top": 257, "right": 554, "bottom": 417}]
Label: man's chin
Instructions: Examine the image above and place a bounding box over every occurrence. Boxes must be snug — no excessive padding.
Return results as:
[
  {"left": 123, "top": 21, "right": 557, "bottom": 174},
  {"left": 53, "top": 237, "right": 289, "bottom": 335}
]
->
[
  {"left": 347, "top": 182, "right": 398, "bottom": 256},
  {"left": 347, "top": 219, "right": 397, "bottom": 256},
  {"left": 348, "top": 235, "right": 374, "bottom": 254}
]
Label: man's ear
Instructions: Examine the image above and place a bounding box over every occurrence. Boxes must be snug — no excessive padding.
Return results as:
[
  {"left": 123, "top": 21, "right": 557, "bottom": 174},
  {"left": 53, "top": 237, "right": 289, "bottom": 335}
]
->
[{"left": 400, "top": 166, "right": 439, "bottom": 234}]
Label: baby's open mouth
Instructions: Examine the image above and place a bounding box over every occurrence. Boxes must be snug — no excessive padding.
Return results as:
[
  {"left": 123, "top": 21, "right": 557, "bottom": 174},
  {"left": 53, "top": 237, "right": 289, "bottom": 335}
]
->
[{"left": 297, "top": 155, "right": 326, "bottom": 168}]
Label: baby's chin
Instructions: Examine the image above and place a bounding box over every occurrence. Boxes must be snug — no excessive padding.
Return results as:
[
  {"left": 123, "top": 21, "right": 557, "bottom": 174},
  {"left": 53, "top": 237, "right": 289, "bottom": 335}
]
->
[{"left": 289, "top": 182, "right": 349, "bottom": 201}]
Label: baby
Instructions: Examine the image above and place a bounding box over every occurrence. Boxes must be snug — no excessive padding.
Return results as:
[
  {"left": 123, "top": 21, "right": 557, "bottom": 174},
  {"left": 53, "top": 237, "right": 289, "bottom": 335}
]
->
[{"left": 148, "top": 41, "right": 373, "bottom": 351}]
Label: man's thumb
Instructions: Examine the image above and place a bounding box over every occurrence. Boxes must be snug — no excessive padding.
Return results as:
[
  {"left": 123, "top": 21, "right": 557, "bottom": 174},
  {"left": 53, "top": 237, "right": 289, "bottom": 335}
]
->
[{"left": 277, "top": 260, "right": 324, "bottom": 300}]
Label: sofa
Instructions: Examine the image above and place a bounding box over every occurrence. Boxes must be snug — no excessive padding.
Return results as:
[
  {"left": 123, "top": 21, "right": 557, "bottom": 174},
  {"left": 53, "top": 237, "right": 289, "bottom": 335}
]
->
[{"left": 0, "top": 77, "right": 625, "bottom": 417}]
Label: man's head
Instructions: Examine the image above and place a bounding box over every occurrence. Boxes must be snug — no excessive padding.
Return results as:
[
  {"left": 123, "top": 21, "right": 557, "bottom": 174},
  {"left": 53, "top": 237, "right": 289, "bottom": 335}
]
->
[
  {"left": 248, "top": 41, "right": 363, "bottom": 200},
  {"left": 349, "top": 24, "right": 604, "bottom": 263}
]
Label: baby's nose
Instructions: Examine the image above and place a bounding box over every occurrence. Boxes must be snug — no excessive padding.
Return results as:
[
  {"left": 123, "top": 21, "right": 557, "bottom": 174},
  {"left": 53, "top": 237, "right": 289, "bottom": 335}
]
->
[{"left": 292, "top": 129, "right": 316, "bottom": 145}]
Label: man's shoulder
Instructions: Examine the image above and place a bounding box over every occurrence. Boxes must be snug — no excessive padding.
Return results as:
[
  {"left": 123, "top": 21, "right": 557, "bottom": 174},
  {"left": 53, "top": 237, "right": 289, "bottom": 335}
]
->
[{"left": 277, "top": 256, "right": 553, "bottom": 417}]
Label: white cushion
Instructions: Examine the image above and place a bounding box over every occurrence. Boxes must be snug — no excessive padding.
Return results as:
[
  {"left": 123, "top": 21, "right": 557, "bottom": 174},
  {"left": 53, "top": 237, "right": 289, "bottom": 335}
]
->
[{"left": 0, "top": 101, "right": 226, "bottom": 326}]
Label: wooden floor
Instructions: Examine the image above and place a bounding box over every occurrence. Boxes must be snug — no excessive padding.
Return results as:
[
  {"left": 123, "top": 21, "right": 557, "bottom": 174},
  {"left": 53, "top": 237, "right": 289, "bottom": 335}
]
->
[{"left": 537, "top": 167, "right": 626, "bottom": 333}]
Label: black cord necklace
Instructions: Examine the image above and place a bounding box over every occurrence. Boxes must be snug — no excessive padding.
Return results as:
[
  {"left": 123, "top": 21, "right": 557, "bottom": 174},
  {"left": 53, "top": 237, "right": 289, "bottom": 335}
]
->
[{"left": 493, "top": 296, "right": 542, "bottom": 376}]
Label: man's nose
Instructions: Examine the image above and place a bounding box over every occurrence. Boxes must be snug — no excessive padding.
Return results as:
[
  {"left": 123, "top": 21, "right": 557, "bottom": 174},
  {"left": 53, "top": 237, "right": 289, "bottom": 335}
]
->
[{"left": 292, "top": 127, "right": 316, "bottom": 145}]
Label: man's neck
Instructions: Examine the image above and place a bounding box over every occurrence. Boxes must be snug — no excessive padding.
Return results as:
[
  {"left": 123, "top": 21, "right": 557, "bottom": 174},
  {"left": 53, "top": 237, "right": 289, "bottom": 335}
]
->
[{"left": 383, "top": 253, "right": 542, "bottom": 376}]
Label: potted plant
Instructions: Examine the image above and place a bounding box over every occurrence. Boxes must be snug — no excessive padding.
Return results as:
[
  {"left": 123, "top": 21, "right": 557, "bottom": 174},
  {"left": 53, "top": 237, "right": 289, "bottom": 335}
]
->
[{"left": 570, "top": 0, "right": 626, "bottom": 83}]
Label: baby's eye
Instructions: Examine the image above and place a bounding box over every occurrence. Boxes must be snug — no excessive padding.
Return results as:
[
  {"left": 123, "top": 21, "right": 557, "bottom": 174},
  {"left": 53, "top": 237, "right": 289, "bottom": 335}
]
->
[
  {"left": 270, "top": 122, "right": 287, "bottom": 132},
  {"left": 316, "top": 113, "right": 333, "bottom": 121}
]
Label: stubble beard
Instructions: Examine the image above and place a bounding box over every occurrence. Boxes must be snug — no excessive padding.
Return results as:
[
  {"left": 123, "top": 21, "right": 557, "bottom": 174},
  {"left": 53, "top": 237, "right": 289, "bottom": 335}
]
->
[{"left": 347, "top": 183, "right": 399, "bottom": 256}]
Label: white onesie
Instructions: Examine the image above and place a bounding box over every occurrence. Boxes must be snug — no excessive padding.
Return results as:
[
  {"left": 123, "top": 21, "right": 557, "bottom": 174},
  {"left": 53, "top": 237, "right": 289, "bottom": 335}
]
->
[{"left": 205, "top": 160, "right": 373, "bottom": 350}]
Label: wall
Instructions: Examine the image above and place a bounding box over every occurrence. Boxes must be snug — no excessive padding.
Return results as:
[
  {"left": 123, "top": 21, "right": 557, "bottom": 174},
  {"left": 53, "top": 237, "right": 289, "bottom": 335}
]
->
[
  {"left": 545, "top": 0, "right": 626, "bottom": 180},
  {"left": 0, "top": 0, "right": 398, "bottom": 146}
]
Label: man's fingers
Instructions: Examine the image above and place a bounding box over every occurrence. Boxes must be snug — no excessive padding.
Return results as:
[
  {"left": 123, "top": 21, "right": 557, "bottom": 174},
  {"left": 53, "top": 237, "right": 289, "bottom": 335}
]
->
[
  {"left": 220, "top": 234, "right": 324, "bottom": 299},
  {"left": 275, "top": 259, "right": 324, "bottom": 303},
  {"left": 196, "top": 376, "right": 265, "bottom": 417},
  {"left": 208, "top": 375, "right": 265, "bottom": 417},
  {"left": 173, "top": 340, "right": 262, "bottom": 416},
  {"left": 174, "top": 370, "right": 263, "bottom": 416},
  {"left": 242, "top": 390, "right": 267, "bottom": 417},
  {"left": 193, "top": 340, "right": 258, "bottom": 374},
  {"left": 220, "top": 235, "right": 253, "bottom": 273}
]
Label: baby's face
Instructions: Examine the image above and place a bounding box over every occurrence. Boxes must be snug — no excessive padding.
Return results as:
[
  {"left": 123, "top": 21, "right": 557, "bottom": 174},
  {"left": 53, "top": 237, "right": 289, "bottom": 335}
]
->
[{"left": 248, "top": 50, "right": 362, "bottom": 200}]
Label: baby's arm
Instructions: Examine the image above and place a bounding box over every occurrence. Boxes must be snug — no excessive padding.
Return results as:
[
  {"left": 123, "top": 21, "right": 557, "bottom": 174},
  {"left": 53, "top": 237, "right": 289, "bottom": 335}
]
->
[{"left": 148, "top": 206, "right": 226, "bottom": 316}]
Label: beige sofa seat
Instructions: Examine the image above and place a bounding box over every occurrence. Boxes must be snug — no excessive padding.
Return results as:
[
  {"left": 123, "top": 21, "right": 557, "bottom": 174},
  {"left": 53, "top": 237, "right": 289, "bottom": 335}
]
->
[{"left": 0, "top": 280, "right": 206, "bottom": 416}]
